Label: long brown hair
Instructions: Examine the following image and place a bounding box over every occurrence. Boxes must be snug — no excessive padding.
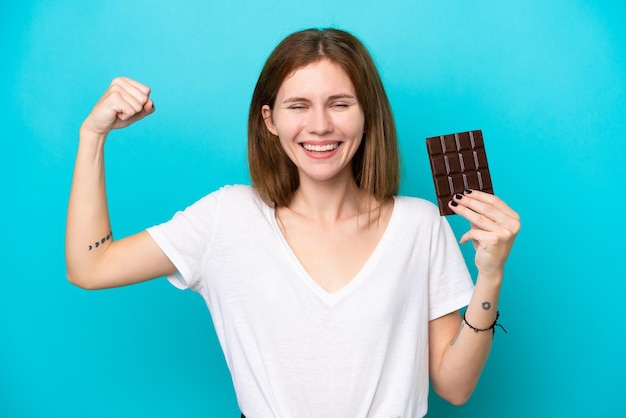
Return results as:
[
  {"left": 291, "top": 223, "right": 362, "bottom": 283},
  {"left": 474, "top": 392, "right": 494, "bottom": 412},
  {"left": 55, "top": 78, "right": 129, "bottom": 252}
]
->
[{"left": 248, "top": 28, "right": 399, "bottom": 207}]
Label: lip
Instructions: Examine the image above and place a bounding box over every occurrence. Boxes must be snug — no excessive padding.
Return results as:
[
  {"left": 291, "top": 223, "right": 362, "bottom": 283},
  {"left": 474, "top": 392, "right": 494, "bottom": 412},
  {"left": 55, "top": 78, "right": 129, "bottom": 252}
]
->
[{"left": 300, "top": 141, "right": 342, "bottom": 159}]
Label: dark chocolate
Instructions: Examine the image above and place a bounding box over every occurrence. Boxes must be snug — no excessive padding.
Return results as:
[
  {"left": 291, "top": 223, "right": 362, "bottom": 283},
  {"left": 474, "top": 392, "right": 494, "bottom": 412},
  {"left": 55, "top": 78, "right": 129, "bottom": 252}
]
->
[{"left": 425, "top": 129, "right": 494, "bottom": 216}]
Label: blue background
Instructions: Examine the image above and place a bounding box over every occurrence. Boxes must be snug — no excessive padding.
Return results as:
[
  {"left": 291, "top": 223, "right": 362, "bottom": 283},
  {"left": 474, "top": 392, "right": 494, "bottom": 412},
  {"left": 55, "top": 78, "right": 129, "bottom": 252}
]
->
[{"left": 2, "top": 1, "right": 625, "bottom": 417}]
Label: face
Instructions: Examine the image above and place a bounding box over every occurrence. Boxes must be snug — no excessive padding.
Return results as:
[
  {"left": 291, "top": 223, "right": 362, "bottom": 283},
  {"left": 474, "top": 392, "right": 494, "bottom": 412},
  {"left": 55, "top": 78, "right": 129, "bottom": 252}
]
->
[{"left": 262, "top": 59, "right": 365, "bottom": 185}]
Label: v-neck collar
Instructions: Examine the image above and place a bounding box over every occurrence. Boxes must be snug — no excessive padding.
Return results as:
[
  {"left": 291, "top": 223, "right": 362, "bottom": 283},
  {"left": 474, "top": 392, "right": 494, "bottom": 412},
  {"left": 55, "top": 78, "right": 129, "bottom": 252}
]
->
[{"left": 266, "top": 197, "right": 402, "bottom": 306}]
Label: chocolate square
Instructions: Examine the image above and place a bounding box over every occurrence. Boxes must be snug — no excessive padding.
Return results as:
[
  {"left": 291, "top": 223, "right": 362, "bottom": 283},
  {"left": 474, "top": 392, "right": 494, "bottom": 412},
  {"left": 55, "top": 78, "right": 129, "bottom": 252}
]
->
[{"left": 425, "top": 129, "right": 494, "bottom": 216}]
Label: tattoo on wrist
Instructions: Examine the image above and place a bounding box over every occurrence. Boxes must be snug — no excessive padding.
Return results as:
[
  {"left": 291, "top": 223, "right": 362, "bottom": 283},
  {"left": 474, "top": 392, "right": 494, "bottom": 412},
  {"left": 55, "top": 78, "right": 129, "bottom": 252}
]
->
[
  {"left": 481, "top": 301, "right": 492, "bottom": 310},
  {"left": 88, "top": 231, "right": 112, "bottom": 250}
]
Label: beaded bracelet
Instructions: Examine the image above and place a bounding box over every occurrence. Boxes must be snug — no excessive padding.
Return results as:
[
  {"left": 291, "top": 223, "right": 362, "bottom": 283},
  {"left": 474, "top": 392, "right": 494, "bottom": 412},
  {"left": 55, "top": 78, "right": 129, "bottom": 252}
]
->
[{"left": 463, "top": 311, "right": 508, "bottom": 336}]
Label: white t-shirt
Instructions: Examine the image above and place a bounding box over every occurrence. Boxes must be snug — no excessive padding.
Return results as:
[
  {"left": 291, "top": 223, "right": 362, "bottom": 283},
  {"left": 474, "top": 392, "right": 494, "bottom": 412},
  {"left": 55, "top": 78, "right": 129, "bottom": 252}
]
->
[{"left": 147, "top": 185, "right": 474, "bottom": 418}]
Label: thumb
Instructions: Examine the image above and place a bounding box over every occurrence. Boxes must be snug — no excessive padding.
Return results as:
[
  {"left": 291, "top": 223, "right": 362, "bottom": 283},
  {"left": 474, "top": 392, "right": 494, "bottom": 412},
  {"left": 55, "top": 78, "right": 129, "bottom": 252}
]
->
[{"left": 459, "top": 222, "right": 477, "bottom": 245}]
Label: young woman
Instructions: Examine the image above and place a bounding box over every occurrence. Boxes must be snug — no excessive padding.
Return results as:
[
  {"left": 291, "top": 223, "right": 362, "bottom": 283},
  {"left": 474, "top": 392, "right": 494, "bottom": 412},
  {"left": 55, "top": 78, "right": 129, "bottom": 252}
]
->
[{"left": 66, "top": 28, "right": 520, "bottom": 418}]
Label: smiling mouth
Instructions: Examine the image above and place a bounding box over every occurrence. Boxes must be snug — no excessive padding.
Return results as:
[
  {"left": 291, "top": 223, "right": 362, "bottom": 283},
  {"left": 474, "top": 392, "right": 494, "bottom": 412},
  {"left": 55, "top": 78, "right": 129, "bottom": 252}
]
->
[{"left": 301, "top": 143, "right": 340, "bottom": 152}]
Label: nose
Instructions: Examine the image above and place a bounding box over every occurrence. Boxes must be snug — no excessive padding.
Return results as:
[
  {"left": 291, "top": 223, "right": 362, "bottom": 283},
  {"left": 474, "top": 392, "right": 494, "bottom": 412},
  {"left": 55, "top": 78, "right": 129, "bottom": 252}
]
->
[{"left": 307, "top": 108, "right": 333, "bottom": 135}]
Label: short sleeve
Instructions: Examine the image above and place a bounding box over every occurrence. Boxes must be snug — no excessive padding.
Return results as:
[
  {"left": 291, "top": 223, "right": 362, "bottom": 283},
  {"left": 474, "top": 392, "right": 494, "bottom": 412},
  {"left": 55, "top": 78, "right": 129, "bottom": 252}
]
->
[
  {"left": 146, "top": 189, "right": 223, "bottom": 291},
  {"left": 428, "top": 215, "right": 474, "bottom": 320}
]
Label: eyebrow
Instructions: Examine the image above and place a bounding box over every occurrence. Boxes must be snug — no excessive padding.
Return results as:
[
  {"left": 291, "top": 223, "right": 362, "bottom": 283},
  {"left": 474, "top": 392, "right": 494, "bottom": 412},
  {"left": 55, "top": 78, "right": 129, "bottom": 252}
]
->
[{"left": 281, "top": 94, "right": 358, "bottom": 104}]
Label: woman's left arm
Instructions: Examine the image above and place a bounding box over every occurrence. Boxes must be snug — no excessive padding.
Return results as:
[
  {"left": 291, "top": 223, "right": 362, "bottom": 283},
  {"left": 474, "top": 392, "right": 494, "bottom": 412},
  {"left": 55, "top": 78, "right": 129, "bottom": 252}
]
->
[{"left": 429, "top": 190, "right": 521, "bottom": 405}]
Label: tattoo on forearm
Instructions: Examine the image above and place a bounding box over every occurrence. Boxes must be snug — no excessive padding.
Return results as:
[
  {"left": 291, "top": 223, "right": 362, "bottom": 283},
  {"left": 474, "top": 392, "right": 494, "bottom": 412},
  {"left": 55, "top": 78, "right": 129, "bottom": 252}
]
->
[
  {"left": 88, "top": 231, "right": 112, "bottom": 250},
  {"left": 482, "top": 301, "right": 492, "bottom": 311},
  {"left": 450, "top": 322, "right": 464, "bottom": 346}
]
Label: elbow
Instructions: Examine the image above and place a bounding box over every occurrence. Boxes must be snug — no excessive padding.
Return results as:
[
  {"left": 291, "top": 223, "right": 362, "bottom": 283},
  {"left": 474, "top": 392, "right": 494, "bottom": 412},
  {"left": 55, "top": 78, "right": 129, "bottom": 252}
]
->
[
  {"left": 66, "top": 269, "right": 103, "bottom": 291},
  {"left": 433, "top": 383, "right": 474, "bottom": 407},
  {"left": 443, "top": 391, "right": 472, "bottom": 407},
  {"left": 65, "top": 254, "right": 107, "bottom": 290},
  {"left": 66, "top": 274, "right": 92, "bottom": 290}
]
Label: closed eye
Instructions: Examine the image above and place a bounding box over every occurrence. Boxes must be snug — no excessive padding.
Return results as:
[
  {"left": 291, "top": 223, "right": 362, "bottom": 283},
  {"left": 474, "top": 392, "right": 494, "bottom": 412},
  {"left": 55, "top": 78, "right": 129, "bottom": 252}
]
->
[
  {"left": 329, "top": 94, "right": 358, "bottom": 110},
  {"left": 281, "top": 97, "right": 310, "bottom": 110}
]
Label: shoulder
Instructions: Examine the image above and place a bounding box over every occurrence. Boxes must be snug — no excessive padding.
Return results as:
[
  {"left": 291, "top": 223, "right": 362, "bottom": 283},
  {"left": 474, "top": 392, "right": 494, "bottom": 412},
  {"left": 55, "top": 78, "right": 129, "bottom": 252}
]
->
[
  {"left": 191, "top": 184, "right": 259, "bottom": 206},
  {"left": 393, "top": 195, "right": 441, "bottom": 220},
  {"left": 194, "top": 185, "right": 272, "bottom": 221},
  {"left": 219, "top": 184, "right": 256, "bottom": 196},
  {"left": 214, "top": 184, "right": 267, "bottom": 208},
  {"left": 390, "top": 195, "right": 453, "bottom": 238},
  {"left": 171, "top": 185, "right": 263, "bottom": 220}
]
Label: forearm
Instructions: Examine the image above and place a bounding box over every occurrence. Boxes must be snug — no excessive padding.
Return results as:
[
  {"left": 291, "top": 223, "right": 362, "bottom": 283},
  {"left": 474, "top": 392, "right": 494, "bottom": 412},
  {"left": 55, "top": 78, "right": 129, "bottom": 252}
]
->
[
  {"left": 65, "top": 127, "right": 113, "bottom": 287},
  {"left": 433, "top": 272, "right": 503, "bottom": 404}
]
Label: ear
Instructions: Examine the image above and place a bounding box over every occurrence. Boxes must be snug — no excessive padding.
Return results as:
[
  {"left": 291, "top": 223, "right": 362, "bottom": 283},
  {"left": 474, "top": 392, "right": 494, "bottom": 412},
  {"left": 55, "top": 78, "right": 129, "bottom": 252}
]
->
[{"left": 262, "top": 105, "right": 278, "bottom": 136}]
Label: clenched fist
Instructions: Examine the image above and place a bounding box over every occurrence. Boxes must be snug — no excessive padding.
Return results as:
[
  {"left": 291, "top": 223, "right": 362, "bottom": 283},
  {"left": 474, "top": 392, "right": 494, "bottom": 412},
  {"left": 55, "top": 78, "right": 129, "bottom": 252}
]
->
[{"left": 81, "top": 77, "right": 155, "bottom": 139}]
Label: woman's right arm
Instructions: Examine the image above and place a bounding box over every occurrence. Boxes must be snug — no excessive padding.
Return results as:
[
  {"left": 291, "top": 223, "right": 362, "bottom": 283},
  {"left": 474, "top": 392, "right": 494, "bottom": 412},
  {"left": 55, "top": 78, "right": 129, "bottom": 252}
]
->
[{"left": 65, "top": 77, "right": 176, "bottom": 290}]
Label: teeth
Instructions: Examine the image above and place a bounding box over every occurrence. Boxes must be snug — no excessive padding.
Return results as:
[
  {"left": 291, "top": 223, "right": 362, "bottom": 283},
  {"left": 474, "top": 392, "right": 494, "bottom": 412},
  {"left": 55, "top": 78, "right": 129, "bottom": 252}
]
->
[{"left": 302, "top": 143, "right": 339, "bottom": 152}]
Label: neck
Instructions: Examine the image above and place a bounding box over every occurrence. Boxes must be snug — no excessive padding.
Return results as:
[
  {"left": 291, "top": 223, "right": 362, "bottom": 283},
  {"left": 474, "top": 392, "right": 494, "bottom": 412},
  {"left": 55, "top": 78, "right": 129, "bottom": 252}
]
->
[{"left": 288, "top": 174, "right": 367, "bottom": 224}]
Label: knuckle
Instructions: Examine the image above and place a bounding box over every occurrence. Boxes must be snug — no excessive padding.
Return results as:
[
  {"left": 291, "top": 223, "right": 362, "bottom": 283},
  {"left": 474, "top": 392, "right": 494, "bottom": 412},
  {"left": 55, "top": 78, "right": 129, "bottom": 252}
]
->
[
  {"left": 108, "top": 84, "right": 123, "bottom": 96},
  {"left": 498, "top": 229, "right": 516, "bottom": 245},
  {"left": 510, "top": 219, "right": 521, "bottom": 234},
  {"left": 477, "top": 214, "right": 488, "bottom": 225},
  {"left": 110, "top": 77, "right": 124, "bottom": 87}
]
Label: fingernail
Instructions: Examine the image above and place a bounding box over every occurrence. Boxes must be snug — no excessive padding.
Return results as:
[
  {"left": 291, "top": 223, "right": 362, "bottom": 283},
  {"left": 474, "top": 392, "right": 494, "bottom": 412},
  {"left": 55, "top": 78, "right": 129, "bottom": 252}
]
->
[
  {"left": 455, "top": 193, "right": 463, "bottom": 200},
  {"left": 152, "top": 101, "right": 156, "bottom": 110},
  {"left": 450, "top": 200, "right": 458, "bottom": 207},
  {"left": 464, "top": 189, "right": 472, "bottom": 194}
]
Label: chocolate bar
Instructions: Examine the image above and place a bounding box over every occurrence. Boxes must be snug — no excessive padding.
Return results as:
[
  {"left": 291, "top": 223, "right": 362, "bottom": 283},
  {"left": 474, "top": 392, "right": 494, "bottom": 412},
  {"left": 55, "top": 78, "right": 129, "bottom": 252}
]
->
[{"left": 425, "top": 130, "right": 494, "bottom": 216}]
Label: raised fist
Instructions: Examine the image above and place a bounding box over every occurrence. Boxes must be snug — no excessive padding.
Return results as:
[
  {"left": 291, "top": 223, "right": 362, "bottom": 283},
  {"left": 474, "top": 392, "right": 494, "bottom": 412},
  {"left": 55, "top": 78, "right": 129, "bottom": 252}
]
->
[{"left": 81, "top": 77, "right": 155, "bottom": 137}]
